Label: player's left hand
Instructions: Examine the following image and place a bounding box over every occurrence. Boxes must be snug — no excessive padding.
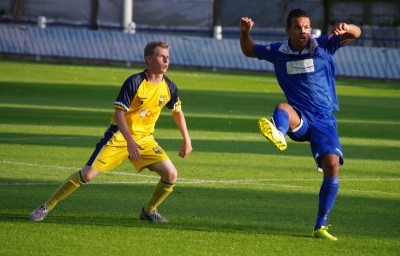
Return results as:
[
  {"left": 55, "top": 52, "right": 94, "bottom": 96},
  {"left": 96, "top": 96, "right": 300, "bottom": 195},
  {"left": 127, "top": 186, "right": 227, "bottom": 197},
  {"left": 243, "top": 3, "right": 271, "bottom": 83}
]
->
[
  {"left": 178, "top": 143, "right": 192, "bottom": 158},
  {"left": 240, "top": 17, "right": 254, "bottom": 32},
  {"left": 331, "top": 22, "right": 349, "bottom": 35}
]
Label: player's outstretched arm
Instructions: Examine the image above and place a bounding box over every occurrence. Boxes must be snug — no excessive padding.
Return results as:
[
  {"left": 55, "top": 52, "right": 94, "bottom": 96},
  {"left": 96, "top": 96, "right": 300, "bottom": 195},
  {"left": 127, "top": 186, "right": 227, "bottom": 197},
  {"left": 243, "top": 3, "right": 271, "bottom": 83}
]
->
[
  {"left": 171, "top": 110, "right": 192, "bottom": 158},
  {"left": 240, "top": 17, "right": 256, "bottom": 57}
]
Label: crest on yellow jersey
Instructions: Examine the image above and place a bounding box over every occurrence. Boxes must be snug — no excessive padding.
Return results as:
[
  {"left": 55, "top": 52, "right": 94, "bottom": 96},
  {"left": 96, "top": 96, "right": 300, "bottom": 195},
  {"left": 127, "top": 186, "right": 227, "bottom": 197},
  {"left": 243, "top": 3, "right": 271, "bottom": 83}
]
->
[
  {"left": 158, "top": 95, "right": 167, "bottom": 107},
  {"left": 153, "top": 146, "right": 164, "bottom": 155}
]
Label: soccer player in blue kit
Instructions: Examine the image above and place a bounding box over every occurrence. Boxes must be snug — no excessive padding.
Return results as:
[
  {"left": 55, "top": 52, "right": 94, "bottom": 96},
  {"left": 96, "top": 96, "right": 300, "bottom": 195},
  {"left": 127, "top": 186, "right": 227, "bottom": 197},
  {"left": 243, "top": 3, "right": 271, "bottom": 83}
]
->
[{"left": 240, "top": 9, "right": 361, "bottom": 240}]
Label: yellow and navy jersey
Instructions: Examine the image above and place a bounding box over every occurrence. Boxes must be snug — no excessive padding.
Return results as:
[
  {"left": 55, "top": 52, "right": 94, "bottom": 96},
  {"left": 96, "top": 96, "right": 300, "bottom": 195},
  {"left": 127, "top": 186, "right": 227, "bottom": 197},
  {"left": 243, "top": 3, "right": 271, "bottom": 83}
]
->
[{"left": 112, "top": 70, "right": 181, "bottom": 136}]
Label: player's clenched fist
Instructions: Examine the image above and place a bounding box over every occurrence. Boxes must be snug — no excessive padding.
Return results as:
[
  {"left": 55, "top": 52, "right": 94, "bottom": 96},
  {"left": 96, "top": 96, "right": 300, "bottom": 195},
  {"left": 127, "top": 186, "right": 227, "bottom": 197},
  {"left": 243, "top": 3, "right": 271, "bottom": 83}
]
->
[
  {"left": 330, "top": 22, "right": 349, "bottom": 35},
  {"left": 240, "top": 17, "right": 254, "bottom": 32}
]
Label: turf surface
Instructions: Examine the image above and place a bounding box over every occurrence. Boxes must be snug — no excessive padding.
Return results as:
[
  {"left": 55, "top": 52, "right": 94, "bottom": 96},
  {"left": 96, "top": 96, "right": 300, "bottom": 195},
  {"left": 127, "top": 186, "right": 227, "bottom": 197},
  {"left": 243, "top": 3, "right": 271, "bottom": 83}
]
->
[{"left": 0, "top": 60, "right": 399, "bottom": 255}]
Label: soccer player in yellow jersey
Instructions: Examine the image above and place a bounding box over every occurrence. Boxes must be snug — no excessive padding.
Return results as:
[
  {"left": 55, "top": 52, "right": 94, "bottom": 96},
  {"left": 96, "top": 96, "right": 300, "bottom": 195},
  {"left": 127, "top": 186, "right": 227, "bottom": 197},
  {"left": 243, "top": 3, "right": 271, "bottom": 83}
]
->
[{"left": 30, "top": 41, "right": 193, "bottom": 222}]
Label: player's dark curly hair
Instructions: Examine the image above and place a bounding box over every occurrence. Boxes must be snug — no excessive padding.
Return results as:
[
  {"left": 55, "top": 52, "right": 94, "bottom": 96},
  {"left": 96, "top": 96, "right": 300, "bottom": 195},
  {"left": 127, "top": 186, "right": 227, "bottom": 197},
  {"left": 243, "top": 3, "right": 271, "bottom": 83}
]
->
[{"left": 286, "top": 8, "right": 309, "bottom": 27}]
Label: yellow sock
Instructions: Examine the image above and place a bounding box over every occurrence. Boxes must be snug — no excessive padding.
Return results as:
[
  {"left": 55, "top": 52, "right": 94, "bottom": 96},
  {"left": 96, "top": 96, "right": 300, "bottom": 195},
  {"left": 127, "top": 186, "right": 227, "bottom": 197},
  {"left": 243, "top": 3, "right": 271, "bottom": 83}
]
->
[
  {"left": 45, "top": 171, "right": 87, "bottom": 210},
  {"left": 144, "top": 180, "right": 175, "bottom": 212}
]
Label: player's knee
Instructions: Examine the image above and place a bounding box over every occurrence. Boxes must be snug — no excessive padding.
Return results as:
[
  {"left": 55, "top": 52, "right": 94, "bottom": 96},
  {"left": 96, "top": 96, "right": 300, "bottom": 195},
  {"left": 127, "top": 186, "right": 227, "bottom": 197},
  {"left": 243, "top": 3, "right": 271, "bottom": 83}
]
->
[
  {"left": 320, "top": 156, "right": 340, "bottom": 176},
  {"left": 80, "top": 166, "right": 100, "bottom": 182},
  {"left": 149, "top": 161, "right": 178, "bottom": 183},
  {"left": 164, "top": 169, "right": 178, "bottom": 184},
  {"left": 158, "top": 167, "right": 177, "bottom": 184},
  {"left": 324, "top": 164, "right": 340, "bottom": 176},
  {"left": 276, "top": 102, "right": 291, "bottom": 110}
]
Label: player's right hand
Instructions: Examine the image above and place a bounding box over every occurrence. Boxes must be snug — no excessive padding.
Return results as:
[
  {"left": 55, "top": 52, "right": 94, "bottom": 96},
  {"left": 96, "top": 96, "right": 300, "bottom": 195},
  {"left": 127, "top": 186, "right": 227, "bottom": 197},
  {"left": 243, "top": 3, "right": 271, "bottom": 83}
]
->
[
  {"left": 240, "top": 17, "right": 254, "bottom": 32},
  {"left": 127, "top": 141, "right": 143, "bottom": 161}
]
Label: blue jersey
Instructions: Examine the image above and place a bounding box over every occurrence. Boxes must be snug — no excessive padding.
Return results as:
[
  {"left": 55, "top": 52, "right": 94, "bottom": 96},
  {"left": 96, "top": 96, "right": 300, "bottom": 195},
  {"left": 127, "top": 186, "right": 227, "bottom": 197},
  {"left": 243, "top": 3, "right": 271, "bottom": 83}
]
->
[{"left": 254, "top": 34, "right": 342, "bottom": 114}]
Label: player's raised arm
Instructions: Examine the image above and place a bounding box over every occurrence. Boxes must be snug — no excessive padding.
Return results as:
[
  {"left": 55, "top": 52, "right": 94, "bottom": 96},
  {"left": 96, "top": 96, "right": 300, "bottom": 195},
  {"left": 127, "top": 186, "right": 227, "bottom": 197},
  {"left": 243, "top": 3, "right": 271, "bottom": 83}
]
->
[
  {"left": 240, "top": 17, "right": 256, "bottom": 57},
  {"left": 331, "top": 22, "right": 361, "bottom": 46}
]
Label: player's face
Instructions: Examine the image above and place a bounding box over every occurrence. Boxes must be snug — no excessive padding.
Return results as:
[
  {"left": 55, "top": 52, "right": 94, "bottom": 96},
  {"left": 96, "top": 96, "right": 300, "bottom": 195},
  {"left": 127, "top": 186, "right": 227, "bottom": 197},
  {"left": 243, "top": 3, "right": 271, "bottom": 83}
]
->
[
  {"left": 148, "top": 47, "right": 170, "bottom": 74},
  {"left": 286, "top": 16, "right": 311, "bottom": 51}
]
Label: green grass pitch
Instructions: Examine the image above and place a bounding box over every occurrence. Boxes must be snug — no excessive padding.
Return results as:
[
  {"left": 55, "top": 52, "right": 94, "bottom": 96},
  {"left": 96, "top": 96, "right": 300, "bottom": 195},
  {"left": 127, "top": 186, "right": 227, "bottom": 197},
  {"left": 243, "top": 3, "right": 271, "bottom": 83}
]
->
[{"left": 0, "top": 59, "right": 399, "bottom": 255}]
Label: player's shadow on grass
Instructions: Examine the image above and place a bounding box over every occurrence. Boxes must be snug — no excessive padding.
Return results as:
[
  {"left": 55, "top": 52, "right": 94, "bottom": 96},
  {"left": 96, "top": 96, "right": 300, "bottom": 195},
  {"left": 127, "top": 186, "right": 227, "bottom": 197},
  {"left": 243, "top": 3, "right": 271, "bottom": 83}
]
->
[{"left": 1, "top": 180, "right": 398, "bottom": 239}]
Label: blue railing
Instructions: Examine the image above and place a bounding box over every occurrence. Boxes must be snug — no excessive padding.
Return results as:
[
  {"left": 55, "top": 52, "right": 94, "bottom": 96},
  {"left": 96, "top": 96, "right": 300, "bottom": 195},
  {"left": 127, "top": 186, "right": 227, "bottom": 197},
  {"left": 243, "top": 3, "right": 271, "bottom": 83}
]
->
[{"left": 0, "top": 24, "right": 399, "bottom": 80}]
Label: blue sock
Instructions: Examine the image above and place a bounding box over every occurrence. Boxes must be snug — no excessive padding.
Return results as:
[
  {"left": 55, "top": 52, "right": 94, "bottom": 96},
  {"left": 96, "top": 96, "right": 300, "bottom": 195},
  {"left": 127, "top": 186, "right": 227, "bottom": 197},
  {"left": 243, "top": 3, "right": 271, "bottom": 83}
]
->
[
  {"left": 272, "top": 108, "right": 289, "bottom": 135},
  {"left": 315, "top": 176, "right": 339, "bottom": 229}
]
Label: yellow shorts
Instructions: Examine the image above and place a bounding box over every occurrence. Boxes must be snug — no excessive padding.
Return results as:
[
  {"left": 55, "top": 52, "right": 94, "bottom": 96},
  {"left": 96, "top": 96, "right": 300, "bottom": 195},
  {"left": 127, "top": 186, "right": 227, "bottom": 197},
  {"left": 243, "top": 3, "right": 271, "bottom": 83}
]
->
[{"left": 87, "top": 125, "right": 169, "bottom": 172}]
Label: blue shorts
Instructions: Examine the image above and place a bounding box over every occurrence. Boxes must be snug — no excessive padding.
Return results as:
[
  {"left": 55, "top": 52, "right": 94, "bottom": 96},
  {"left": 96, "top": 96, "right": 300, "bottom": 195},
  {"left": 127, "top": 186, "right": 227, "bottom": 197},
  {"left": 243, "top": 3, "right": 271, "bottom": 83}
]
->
[{"left": 287, "top": 107, "right": 344, "bottom": 168}]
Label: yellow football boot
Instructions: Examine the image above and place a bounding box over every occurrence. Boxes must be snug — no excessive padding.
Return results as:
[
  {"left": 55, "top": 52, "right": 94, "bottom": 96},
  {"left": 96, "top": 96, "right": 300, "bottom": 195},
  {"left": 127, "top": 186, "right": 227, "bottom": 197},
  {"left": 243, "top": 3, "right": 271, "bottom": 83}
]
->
[
  {"left": 312, "top": 226, "right": 338, "bottom": 241},
  {"left": 258, "top": 117, "right": 287, "bottom": 151}
]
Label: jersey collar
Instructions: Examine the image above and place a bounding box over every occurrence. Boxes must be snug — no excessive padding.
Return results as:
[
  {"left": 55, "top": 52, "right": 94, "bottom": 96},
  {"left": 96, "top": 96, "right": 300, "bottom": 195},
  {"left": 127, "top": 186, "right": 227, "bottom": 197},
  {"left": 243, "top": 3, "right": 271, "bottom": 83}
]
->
[{"left": 281, "top": 35, "right": 318, "bottom": 55}]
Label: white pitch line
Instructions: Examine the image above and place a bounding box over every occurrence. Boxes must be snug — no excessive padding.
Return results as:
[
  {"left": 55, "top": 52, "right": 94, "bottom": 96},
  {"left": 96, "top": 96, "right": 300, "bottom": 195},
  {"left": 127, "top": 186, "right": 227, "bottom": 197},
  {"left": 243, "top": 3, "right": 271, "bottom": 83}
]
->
[
  {"left": 1, "top": 160, "right": 399, "bottom": 189},
  {"left": 2, "top": 160, "right": 399, "bottom": 182},
  {"left": 0, "top": 160, "right": 78, "bottom": 170},
  {"left": 0, "top": 136, "right": 83, "bottom": 141}
]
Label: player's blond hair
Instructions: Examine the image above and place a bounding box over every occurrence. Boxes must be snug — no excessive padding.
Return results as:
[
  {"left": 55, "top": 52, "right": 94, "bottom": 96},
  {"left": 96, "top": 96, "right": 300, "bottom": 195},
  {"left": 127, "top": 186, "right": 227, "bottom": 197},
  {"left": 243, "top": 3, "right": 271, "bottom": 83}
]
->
[{"left": 144, "top": 41, "right": 170, "bottom": 64}]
